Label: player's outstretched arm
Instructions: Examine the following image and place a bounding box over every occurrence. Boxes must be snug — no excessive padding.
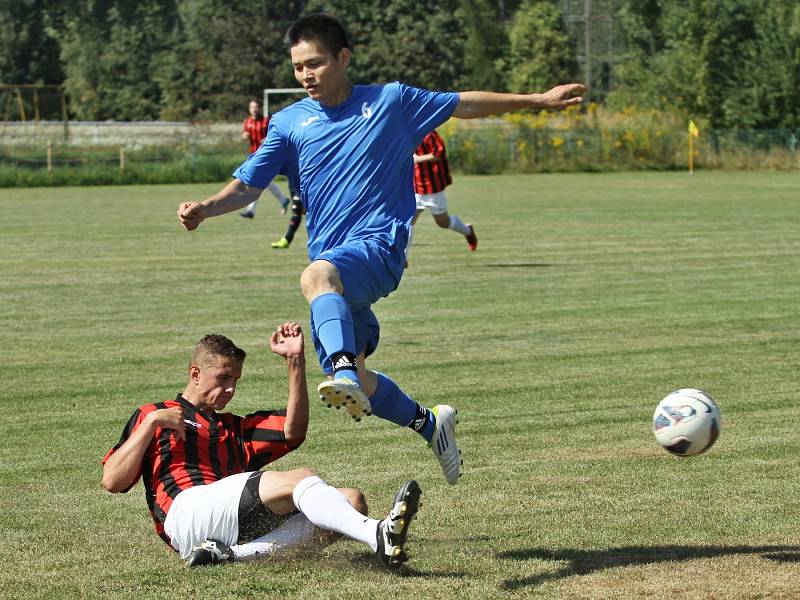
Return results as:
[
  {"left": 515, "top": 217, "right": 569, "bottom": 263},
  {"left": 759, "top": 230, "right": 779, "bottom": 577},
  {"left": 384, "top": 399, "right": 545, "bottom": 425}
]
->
[
  {"left": 102, "top": 408, "right": 185, "bottom": 493},
  {"left": 177, "top": 178, "right": 263, "bottom": 231},
  {"left": 452, "top": 84, "right": 586, "bottom": 119},
  {"left": 269, "top": 322, "right": 309, "bottom": 443}
]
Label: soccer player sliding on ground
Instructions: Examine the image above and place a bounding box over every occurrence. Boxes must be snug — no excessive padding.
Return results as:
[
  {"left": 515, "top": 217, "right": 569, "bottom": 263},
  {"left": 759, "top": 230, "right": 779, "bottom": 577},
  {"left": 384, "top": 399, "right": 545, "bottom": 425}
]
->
[
  {"left": 102, "top": 325, "right": 422, "bottom": 568},
  {"left": 178, "top": 13, "right": 584, "bottom": 486}
]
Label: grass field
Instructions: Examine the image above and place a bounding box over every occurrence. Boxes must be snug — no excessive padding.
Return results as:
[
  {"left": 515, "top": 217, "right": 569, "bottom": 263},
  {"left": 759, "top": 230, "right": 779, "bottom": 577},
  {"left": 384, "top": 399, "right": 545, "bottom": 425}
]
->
[{"left": 1, "top": 171, "right": 799, "bottom": 599}]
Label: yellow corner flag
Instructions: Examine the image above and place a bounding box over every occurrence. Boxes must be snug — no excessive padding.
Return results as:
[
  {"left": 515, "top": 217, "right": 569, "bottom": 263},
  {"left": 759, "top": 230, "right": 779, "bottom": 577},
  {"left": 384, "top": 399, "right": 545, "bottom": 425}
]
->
[{"left": 687, "top": 120, "right": 699, "bottom": 174}]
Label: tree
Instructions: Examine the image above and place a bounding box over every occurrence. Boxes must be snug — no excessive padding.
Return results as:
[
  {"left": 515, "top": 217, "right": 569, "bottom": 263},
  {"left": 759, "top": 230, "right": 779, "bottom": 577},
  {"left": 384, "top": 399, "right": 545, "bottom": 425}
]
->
[
  {"left": 60, "top": 0, "right": 304, "bottom": 120},
  {"left": 311, "top": 0, "right": 466, "bottom": 90},
  {"left": 505, "top": 0, "right": 576, "bottom": 93},
  {"left": 458, "top": 0, "right": 507, "bottom": 91},
  {"left": 744, "top": 0, "right": 800, "bottom": 129},
  {"left": 0, "top": 0, "right": 65, "bottom": 84},
  {"left": 60, "top": 1, "right": 178, "bottom": 120},
  {"left": 154, "top": 0, "right": 301, "bottom": 120},
  {"left": 610, "top": 0, "right": 800, "bottom": 129}
]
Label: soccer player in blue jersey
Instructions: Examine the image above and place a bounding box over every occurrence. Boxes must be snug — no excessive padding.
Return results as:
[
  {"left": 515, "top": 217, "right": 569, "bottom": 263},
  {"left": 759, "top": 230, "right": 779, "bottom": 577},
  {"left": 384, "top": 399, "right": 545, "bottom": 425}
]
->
[{"left": 178, "top": 13, "right": 584, "bottom": 486}]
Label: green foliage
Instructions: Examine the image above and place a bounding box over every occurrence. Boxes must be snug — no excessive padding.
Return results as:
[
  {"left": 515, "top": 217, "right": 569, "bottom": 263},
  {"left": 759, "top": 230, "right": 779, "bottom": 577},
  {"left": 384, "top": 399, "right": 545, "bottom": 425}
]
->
[
  {"left": 505, "top": 0, "right": 576, "bottom": 93},
  {"left": 441, "top": 107, "right": 800, "bottom": 174},
  {"left": 457, "top": 0, "right": 507, "bottom": 91},
  {"left": 4, "top": 1, "right": 800, "bottom": 129},
  {"left": 42, "top": 0, "right": 475, "bottom": 119},
  {"left": 154, "top": 0, "right": 299, "bottom": 121},
  {"left": 314, "top": 0, "right": 466, "bottom": 90},
  {"left": 0, "top": 0, "right": 64, "bottom": 84},
  {"left": 0, "top": 142, "right": 244, "bottom": 187},
  {"left": 60, "top": 1, "right": 178, "bottom": 120},
  {"left": 744, "top": 2, "right": 800, "bottom": 130},
  {"left": 611, "top": 0, "right": 800, "bottom": 129},
  {"left": 59, "top": 0, "right": 302, "bottom": 121}
]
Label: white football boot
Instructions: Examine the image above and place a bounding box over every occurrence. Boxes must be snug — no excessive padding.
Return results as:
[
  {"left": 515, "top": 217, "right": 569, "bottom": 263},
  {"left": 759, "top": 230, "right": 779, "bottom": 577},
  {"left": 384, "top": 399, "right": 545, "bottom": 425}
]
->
[
  {"left": 318, "top": 378, "right": 372, "bottom": 422},
  {"left": 430, "top": 405, "right": 462, "bottom": 485}
]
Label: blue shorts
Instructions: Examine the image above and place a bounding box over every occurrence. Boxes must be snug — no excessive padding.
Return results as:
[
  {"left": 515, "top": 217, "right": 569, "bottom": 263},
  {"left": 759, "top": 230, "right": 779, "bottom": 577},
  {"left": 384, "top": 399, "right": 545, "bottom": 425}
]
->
[{"left": 310, "top": 236, "right": 406, "bottom": 374}]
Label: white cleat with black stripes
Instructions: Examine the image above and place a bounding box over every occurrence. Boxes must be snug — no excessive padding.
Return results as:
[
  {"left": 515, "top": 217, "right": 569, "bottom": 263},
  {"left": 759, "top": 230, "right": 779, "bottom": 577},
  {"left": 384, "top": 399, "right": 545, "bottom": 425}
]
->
[{"left": 430, "top": 405, "right": 462, "bottom": 485}]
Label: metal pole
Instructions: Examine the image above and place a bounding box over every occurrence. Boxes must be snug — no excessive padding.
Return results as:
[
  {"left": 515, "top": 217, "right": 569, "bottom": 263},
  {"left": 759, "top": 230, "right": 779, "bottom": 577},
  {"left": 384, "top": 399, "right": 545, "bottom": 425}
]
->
[
  {"left": 47, "top": 139, "right": 52, "bottom": 173},
  {"left": 60, "top": 87, "right": 69, "bottom": 141},
  {"left": 120, "top": 145, "right": 125, "bottom": 172},
  {"left": 585, "top": 0, "right": 592, "bottom": 94},
  {"left": 16, "top": 89, "right": 26, "bottom": 121}
]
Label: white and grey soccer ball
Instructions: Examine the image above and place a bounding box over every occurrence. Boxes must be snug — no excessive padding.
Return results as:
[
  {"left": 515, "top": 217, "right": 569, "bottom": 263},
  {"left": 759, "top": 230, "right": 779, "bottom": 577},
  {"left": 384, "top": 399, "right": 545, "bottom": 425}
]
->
[{"left": 652, "top": 389, "right": 721, "bottom": 456}]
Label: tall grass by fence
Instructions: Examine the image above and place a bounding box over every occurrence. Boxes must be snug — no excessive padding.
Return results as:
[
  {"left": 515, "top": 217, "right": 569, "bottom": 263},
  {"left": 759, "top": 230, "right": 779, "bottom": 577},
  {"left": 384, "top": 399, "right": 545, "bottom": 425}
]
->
[
  {"left": 442, "top": 105, "right": 800, "bottom": 174},
  {"left": 0, "top": 141, "right": 243, "bottom": 187},
  {"left": 1, "top": 107, "right": 798, "bottom": 187}
]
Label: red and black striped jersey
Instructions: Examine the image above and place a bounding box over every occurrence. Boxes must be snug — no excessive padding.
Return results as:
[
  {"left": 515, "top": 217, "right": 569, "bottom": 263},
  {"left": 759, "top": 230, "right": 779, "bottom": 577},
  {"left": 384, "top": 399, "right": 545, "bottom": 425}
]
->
[
  {"left": 102, "top": 394, "right": 302, "bottom": 544},
  {"left": 413, "top": 130, "right": 452, "bottom": 194},
  {"left": 243, "top": 115, "right": 269, "bottom": 153}
]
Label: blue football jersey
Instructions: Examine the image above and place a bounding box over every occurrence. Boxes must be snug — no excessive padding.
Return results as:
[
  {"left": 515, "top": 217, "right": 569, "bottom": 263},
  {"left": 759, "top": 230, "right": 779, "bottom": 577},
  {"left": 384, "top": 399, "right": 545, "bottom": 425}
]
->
[{"left": 233, "top": 82, "right": 459, "bottom": 260}]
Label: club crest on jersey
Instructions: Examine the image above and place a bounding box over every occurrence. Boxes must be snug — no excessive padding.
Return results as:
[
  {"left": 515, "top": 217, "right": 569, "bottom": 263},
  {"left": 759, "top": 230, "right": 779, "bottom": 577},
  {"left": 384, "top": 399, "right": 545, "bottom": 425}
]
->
[{"left": 361, "top": 102, "right": 373, "bottom": 119}]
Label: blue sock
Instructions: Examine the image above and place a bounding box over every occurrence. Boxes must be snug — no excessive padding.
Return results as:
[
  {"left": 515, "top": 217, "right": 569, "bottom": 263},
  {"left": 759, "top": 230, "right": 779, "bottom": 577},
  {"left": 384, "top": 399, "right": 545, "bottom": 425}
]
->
[
  {"left": 371, "top": 372, "right": 436, "bottom": 442},
  {"left": 311, "top": 293, "right": 361, "bottom": 387}
]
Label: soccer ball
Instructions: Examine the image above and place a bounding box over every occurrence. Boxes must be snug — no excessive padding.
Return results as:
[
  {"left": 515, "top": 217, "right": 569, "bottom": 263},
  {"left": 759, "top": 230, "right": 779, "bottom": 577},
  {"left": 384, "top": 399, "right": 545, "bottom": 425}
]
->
[{"left": 652, "top": 389, "right": 721, "bottom": 456}]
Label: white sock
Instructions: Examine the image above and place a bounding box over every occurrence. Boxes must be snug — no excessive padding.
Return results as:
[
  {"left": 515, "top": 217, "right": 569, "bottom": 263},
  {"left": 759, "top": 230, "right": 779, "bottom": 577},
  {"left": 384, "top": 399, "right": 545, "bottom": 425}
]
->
[
  {"left": 268, "top": 182, "right": 288, "bottom": 205},
  {"left": 405, "top": 225, "right": 414, "bottom": 260},
  {"left": 230, "top": 513, "right": 317, "bottom": 561},
  {"left": 448, "top": 214, "right": 470, "bottom": 236},
  {"left": 244, "top": 200, "right": 258, "bottom": 214},
  {"left": 292, "top": 476, "right": 379, "bottom": 552},
  {"left": 230, "top": 540, "right": 277, "bottom": 562}
]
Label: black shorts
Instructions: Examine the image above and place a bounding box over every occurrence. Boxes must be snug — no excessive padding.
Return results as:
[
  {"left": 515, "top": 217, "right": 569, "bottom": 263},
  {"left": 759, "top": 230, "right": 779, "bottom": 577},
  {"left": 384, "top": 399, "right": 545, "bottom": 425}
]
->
[{"left": 237, "top": 471, "right": 298, "bottom": 544}]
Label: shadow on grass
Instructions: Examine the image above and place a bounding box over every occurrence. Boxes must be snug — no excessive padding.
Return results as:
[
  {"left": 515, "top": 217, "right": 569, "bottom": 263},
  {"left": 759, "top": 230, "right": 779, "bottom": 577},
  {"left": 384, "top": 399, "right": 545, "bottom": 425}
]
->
[
  {"left": 483, "top": 263, "right": 553, "bottom": 268},
  {"left": 497, "top": 545, "right": 800, "bottom": 590},
  {"left": 348, "top": 554, "right": 468, "bottom": 579}
]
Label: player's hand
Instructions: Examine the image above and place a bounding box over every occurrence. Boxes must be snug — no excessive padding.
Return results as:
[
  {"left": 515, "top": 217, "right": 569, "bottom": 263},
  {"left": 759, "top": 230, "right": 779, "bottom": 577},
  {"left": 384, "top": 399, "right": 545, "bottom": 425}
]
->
[
  {"left": 177, "top": 202, "right": 206, "bottom": 231},
  {"left": 270, "top": 322, "right": 305, "bottom": 360},
  {"left": 535, "top": 83, "right": 586, "bottom": 110},
  {"left": 145, "top": 407, "right": 186, "bottom": 441}
]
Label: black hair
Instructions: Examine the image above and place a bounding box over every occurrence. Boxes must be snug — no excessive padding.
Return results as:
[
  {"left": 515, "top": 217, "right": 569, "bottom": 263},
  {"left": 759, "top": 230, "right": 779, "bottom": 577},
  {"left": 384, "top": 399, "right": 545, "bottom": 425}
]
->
[{"left": 286, "top": 13, "right": 350, "bottom": 56}]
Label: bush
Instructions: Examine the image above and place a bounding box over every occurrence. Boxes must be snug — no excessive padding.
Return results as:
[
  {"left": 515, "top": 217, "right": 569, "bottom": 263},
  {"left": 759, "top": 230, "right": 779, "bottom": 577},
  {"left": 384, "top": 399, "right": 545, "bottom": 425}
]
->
[
  {"left": 440, "top": 105, "right": 800, "bottom": 174},
  {"left": 0, "top": 145, "right": 243, "bottom": 187}
]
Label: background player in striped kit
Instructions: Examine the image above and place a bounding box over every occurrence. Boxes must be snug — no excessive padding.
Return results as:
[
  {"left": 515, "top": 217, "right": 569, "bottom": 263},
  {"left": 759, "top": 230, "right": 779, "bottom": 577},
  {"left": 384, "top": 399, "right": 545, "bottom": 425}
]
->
[
  {"left": 408, "top": 129, "right": 477, "bottom": 262},
  {"left": 239, "top": 98, "right": 290, "bottom": 218},
  {"left": 101, "top": 324, "right": 421, "bottom": 569}
]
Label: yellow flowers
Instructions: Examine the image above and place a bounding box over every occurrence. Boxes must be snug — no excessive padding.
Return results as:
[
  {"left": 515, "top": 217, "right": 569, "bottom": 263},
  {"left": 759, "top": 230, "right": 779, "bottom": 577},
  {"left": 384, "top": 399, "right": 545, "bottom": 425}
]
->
[{"left": 441, "top": 106, "right": 694, "bottom": 173}]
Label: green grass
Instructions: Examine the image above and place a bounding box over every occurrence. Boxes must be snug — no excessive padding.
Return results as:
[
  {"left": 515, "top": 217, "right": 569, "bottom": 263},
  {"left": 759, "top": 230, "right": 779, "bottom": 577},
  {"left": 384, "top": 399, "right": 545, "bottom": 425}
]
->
[{"left": 1, "top": 171, "right": 799, "bottom": 599}]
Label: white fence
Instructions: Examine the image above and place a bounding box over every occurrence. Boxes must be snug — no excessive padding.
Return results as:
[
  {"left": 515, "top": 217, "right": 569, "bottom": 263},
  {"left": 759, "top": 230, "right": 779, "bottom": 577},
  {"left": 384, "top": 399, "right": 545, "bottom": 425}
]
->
[{"left": 0, "top": 121, "right": 241, "bottom": 148}]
